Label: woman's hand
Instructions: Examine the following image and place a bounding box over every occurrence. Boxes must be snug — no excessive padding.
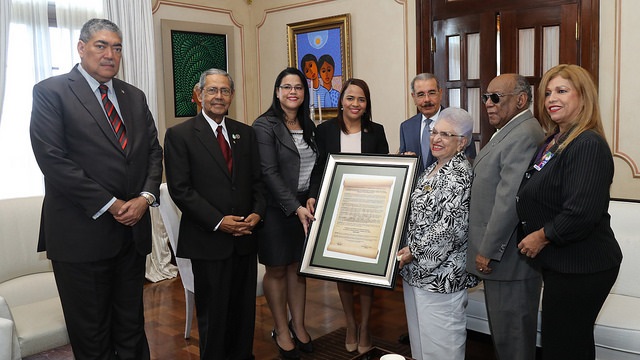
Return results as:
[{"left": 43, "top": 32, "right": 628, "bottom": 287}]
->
[
  {"left": 296, "top": 205, "right": 315, "bottom": 236},
  {"left": 517, "top": 228, "right": 550, "bottom": 258},
  {"left": 396, "top": 246, "right": 414, "bottom": 269},
  {"left": 306, "top": 198, "right": 316, "bottom": 215}
]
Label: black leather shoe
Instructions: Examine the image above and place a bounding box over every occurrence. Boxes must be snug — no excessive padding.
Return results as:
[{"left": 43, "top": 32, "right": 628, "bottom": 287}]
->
[
  {"left": 288, "top": 320, "right": 314, "bottom": 353},
  {"left": 271, "top": 329, "right": 300, "bottom": 359}
]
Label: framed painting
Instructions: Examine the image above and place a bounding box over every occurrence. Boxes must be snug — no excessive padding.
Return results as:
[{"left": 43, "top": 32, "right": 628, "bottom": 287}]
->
[
  {"left": 299, "top": 154, "right": 419, "bottom": 289},
  {"left": 287, "top": 14, "right": 351, "bottom": 122},
  {"left": 161, "top": 20, "right": 235, "bottom": 129}
]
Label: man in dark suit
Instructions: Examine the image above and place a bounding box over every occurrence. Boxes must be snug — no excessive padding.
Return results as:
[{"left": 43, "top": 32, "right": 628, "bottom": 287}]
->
[
  {"left": 466, "top": 74, "right": 545, "bottom": 360},
  {"left": 164, "top": 68, "right": 266, "bottom": 360},
  {"left": 29, "top": 19, "right": 163, "bottom": 360},
  {"left": 399, "top": 73, "right": 475, "bottom": 173}
]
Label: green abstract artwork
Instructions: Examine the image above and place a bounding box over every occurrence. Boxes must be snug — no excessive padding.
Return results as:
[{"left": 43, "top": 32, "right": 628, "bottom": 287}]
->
[{"left": 171, "top": 30, "right": 227, "bottom": 117}]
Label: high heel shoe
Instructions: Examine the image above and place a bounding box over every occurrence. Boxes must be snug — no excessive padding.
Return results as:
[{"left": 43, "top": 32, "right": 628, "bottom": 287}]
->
[
  {"left": 271, "top": 329, "right": 300, "bottom": 359},
  {"left": 288, "top": 320, "right": 314, "bottom": 353},
  {"left": 345, "top": 325, "right": 358, "bottom": 353},
  {"left": 357, "top": 326, "right": 372, "bottom": 354}
]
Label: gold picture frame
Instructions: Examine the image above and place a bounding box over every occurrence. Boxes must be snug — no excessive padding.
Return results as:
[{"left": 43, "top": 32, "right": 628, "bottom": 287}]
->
[
  {"left": 299, "top": 154, "right": 419, "bottom": 289},
  {"left": 287, "top": 14, "right": 352, "bottom": 122}
]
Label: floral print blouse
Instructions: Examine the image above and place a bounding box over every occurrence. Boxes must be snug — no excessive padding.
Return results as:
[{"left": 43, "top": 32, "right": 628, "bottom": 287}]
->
[{"left": 400, "top": 152, "right": 479, "bottom": 293}]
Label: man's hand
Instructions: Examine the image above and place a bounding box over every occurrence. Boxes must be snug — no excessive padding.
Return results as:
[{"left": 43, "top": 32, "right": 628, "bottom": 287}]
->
[
  {"left": 219, "top": 214, "right": 260, "bottom": 236},
  {"left": 242, "top": 213, "right": 261, "bottom": 232},
  {"left": 475, "top": 254, "right": 493, "bottom": 274},
  {"left": 111, "top": 197, "right": 148, "bottom": 226}
]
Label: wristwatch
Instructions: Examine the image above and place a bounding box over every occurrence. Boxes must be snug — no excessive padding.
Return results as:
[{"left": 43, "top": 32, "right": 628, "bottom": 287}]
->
[{"left": 140, "top": 193, "right": 154, "bottom": 206}]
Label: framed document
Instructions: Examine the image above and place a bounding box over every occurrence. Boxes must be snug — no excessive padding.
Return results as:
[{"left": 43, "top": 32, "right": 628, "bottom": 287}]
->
[{"left": 299, "top": 154, "right": 419, "bottom": 288}]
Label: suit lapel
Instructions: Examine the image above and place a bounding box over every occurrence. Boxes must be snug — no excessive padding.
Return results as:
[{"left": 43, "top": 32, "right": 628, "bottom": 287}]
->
[
  {"left": 67, "top": 68, "right": 124, "bottom": 154},
  {"left": 194, "top": 115, "right": 231, "bottom": 178},
  {"left": 474, "top": 110, "right": 533, "bottom": 169},
  {"left": 410, "top": 114, "right": 422, "bottom": 150},
  {"left": 271, "top": 116, "right": 298, "bottom": 154}
]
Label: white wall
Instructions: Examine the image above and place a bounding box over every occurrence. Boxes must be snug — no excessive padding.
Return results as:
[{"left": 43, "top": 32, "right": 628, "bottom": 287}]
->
[
  {"left": 599, "top": 0, "right": 640, "bottom": 200},
  {"left": 153, "top": 0, "right": 415, "bottom": 153}
]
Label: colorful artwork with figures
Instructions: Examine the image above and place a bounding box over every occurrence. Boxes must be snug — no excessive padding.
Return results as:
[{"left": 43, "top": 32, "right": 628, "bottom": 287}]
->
[
  {"left": 297, "top": 29, "right": 342, "bottom": 108},
  {"left": 288, "top": 14, "right": 351, "bottom": 119}
]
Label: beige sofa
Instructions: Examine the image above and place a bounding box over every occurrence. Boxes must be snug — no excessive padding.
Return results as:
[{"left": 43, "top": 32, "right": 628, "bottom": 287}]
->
[
  {"left": 466, "top": 200, "right": 640, "bottom": 359},
  {"left": 0, "top": 196, "right": 69, "bottom": 360}
]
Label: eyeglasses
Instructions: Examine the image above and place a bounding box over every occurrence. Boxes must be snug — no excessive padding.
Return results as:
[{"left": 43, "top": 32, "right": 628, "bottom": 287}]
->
[
  {"left": 481, "top": 92, "right": 519, "bottom": 104},
  {"left": 204, "top": 87, "right": 232, "bottom": 96},
  {"left": 414, "top": 90, "right": 440, "bottom": 99},
  {"left": 430, "top": 129, "right": 465, "bottom": 139},
  {"left": 279, "top": 84, "right": 304, "bottom": 92}
]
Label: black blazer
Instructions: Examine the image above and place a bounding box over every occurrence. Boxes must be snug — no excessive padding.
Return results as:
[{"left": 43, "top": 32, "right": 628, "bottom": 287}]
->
[
  {"left": 309, "top": 118, "right": 389, "bottom": 198},
  {"left": 516, "top": 130, "right": 622, "bottom": 274},
  {"left": 164, "top": 114, "right": 266, "bottom": 260},
  {"left": 30, "top": 65, "right": 163, "bottom": 262}
]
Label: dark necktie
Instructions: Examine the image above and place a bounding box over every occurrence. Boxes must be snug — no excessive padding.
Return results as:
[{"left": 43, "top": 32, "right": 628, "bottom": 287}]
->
[
  {"left": 217, "top": 126, "right": 232, "bottom": 173},
  {"left": 99, "top": 84, "right": 127, "bottom": 150}
]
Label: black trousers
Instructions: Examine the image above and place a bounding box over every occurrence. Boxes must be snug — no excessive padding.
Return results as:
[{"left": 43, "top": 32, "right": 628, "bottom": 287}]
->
[
  {"left": 191, "top": 252, "right": 257, "bottom": 360},
  {"left": 52, "top": 240, "right": 149, "bottom": 360},
  {"left": 541, "top": 266, "right": 619, "bottom": 360}
]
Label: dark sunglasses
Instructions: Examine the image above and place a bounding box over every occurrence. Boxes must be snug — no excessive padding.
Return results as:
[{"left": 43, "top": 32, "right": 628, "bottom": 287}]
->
[{"left": 481, "top": 92, "right": 519, "bottom": 104}]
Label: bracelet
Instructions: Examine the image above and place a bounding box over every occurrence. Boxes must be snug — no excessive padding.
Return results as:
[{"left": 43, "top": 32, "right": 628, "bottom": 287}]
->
[{"left": 295, "top": 205, "right": 303, "bottom": 215}]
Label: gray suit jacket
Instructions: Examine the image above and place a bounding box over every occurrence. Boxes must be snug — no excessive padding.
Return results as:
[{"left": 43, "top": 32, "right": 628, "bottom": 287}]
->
[
  {"left": 467, "top": 110, "right": 544, "bottom": 280},
  {"left": 252, "top": 114, "right": 317, "bottom": 215}
]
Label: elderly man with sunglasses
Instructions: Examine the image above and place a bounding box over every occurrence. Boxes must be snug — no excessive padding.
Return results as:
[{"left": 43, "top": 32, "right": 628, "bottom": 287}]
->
[{"left": 466, "top": 74, "right": 544, "bottom": 360}]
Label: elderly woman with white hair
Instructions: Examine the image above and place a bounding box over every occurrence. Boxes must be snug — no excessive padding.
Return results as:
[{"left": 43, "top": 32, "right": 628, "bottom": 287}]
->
[{"left": 396, "top": 107, "right": 479, "bottom": 360}]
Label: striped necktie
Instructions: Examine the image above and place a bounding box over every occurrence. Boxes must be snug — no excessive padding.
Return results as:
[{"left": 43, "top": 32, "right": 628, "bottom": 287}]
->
[{"left": 99, "top": 84, "right": 128, "bottom": 150}]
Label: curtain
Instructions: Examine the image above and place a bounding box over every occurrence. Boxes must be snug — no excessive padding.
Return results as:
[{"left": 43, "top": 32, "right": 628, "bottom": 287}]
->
[
  {"left": 0, "top": 0, "right": 103, "bottom": 200},
  {"left": 0, "top": 1, "right": 11, "bottom": 123},
  {"left": 54, "top": 0, "right": 103, "bottom": 69},
  {"left": 0, "top": 0, "right": 50, "bottom": 200},
  {"left": 103, "top": 0, "right": 158, "bottom": 124},
  {"left": 10, "top": 0, "right": 52, "bottom": 82}
]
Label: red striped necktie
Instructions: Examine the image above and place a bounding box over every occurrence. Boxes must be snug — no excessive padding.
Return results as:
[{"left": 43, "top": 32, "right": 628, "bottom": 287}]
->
[{"left": 99, "top": 84, "right": 128, "bottom": 150}]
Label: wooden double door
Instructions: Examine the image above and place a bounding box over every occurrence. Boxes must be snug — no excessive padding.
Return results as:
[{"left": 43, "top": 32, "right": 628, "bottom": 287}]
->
[{"left": 417, "top": 0, "right": 599, "bottom": 147}]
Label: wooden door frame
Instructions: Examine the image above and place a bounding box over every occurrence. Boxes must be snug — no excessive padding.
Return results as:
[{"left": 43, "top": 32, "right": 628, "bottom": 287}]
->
[{"left": 416, "top": 0, "right": 600, "bottom": 83}]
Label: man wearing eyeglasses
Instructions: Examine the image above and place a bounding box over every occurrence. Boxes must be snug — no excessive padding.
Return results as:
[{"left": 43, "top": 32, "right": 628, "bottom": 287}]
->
[
  {"left": 164, "top": 68, "right": 266, "bottom": 359},
  {"left": 400, "top": 73, "right": 476, "bottom": 174},
  {"left": 467, "top": 74, "right": 544, "bottom": 360}
]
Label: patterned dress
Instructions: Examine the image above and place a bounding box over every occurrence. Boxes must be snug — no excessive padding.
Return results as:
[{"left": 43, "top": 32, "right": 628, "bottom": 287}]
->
[{"left": 400, "top": 151, "right": 479, "bottom": 293}]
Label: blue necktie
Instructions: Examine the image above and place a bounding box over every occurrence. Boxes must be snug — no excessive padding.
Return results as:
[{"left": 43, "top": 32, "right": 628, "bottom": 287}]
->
[{"left": 421, "top": 118, "right": 431, "bottom": 168}]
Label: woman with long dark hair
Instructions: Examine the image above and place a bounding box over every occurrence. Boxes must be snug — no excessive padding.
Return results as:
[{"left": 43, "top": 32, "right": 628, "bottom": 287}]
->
[{"left": 253, "top": 68, "right": 318, "bottom": 359}]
